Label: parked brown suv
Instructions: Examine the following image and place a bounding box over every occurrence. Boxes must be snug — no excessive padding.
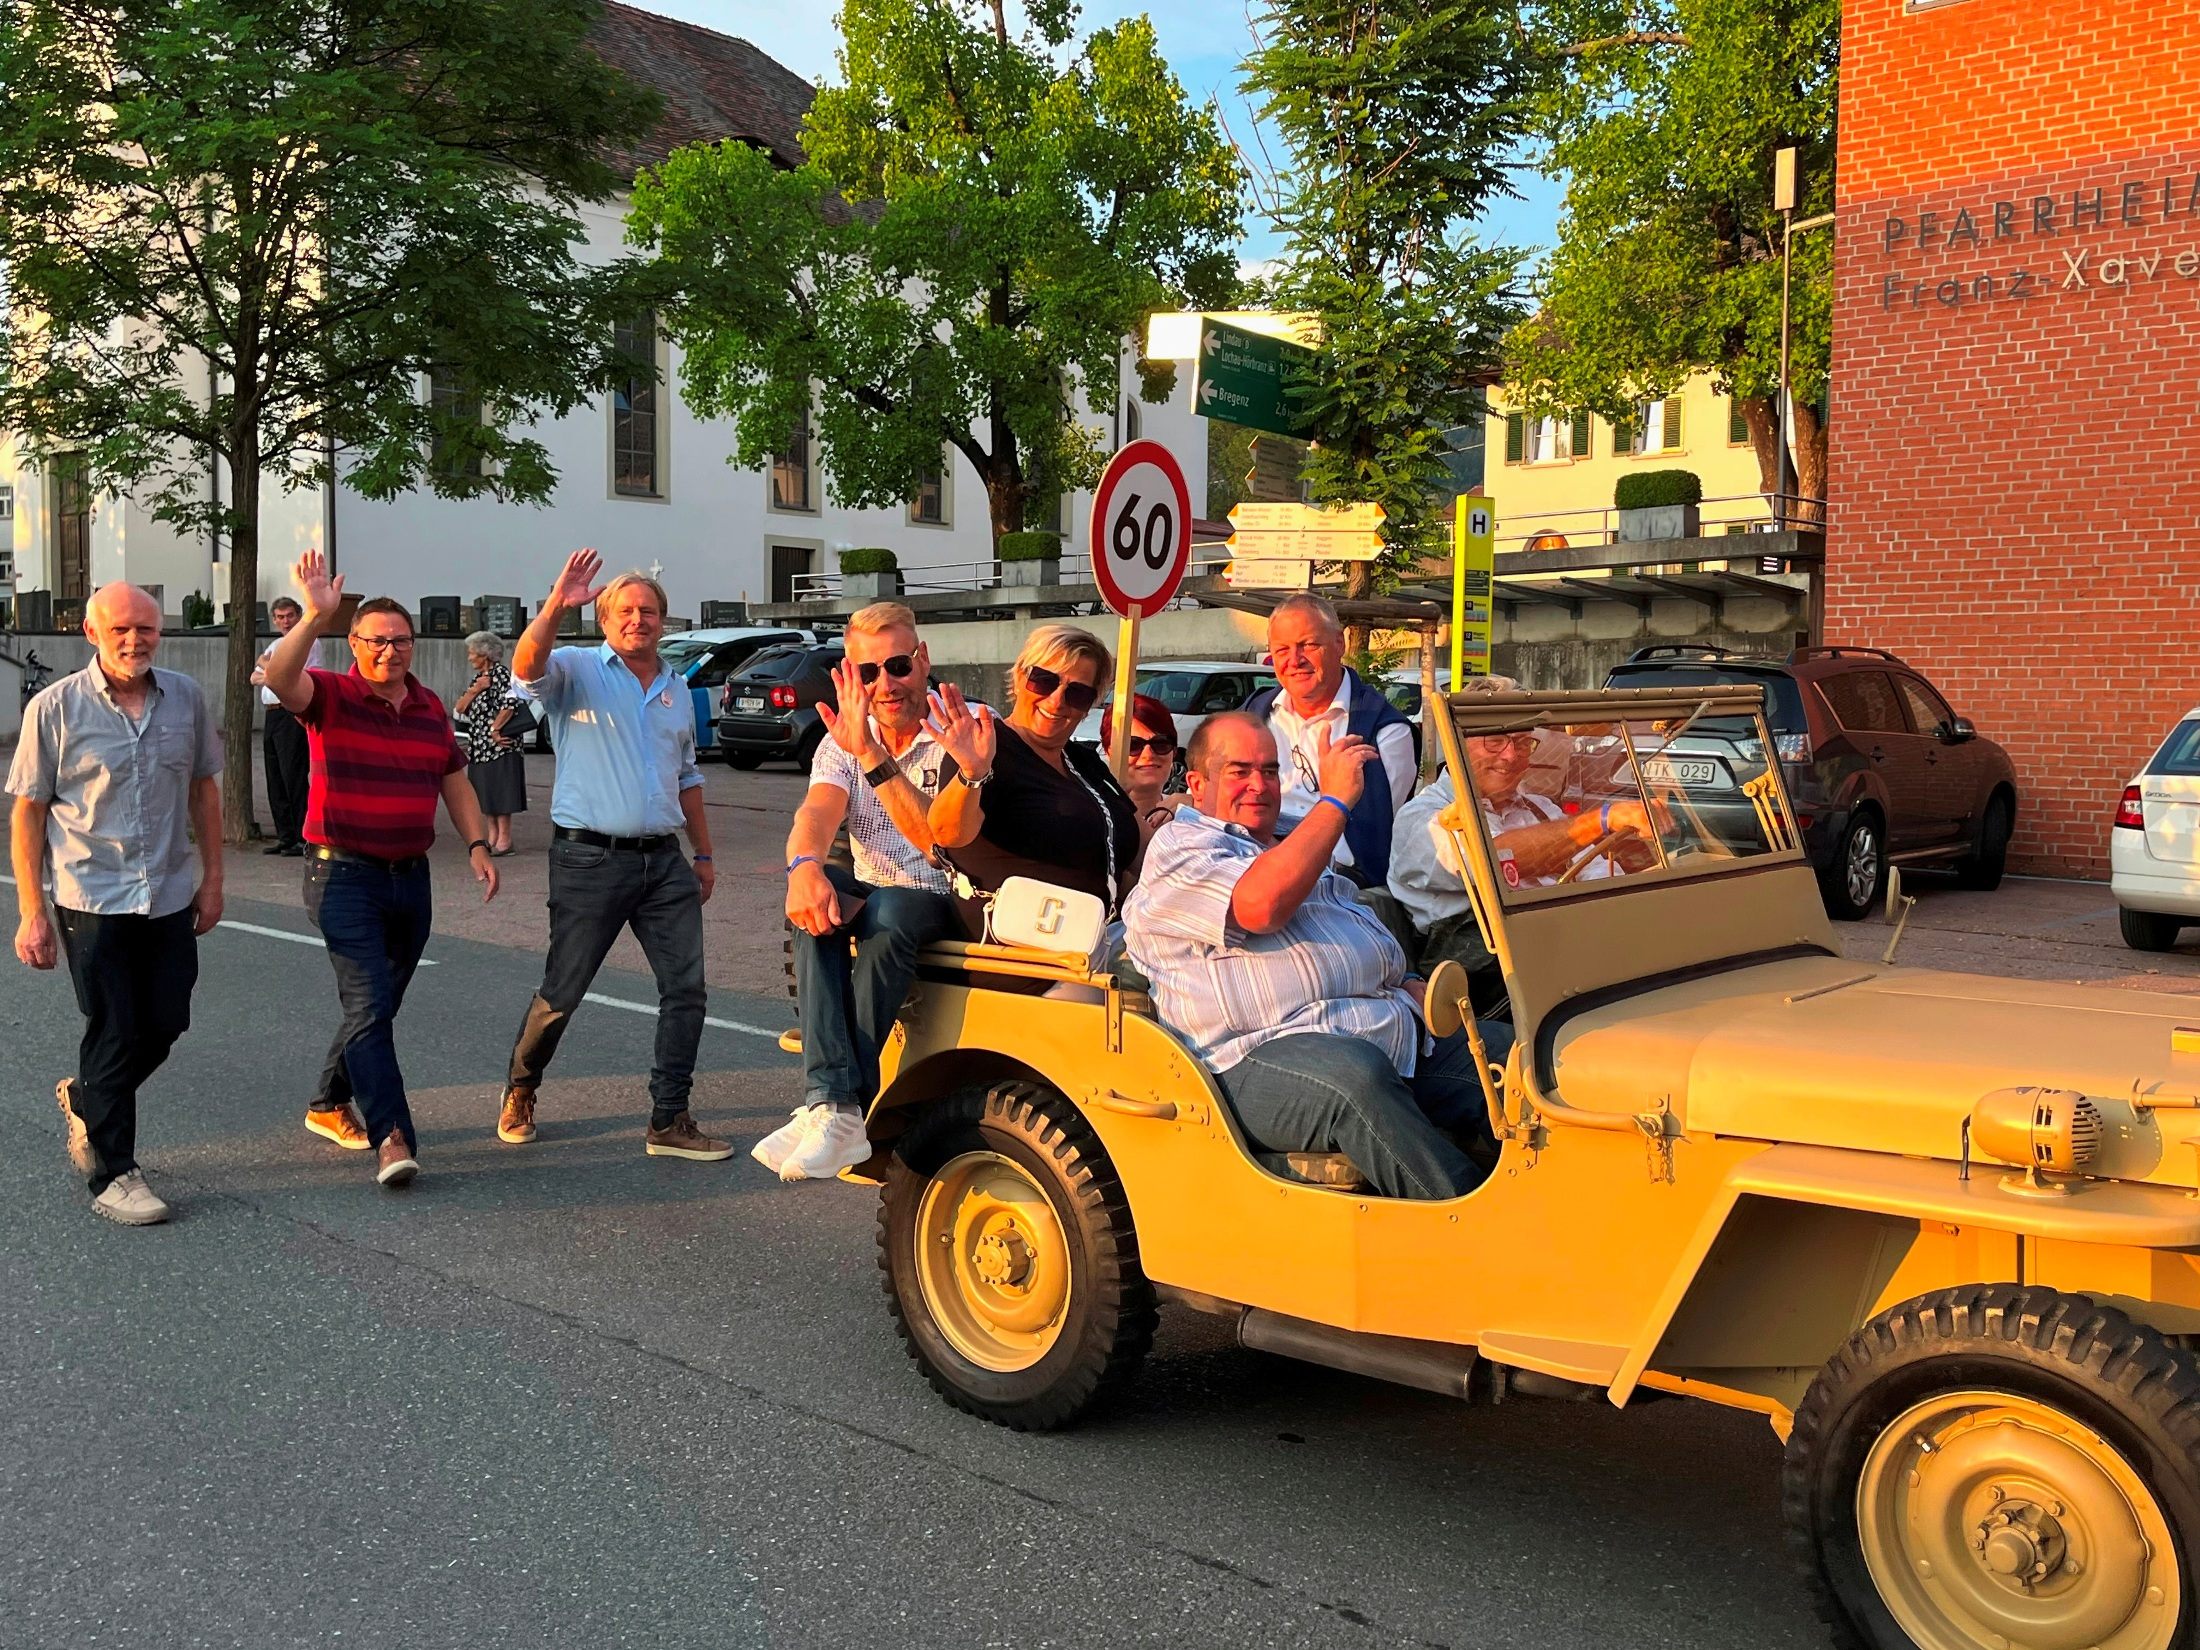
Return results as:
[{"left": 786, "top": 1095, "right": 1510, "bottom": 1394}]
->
[{"left": 1605, "top": 645, "right": 2019, "bottom": 919}]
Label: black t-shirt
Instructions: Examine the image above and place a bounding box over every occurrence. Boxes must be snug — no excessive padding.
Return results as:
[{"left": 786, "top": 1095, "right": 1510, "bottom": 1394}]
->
[{"left": 939, "top": 726, "right": 1139, "bottom": 938}]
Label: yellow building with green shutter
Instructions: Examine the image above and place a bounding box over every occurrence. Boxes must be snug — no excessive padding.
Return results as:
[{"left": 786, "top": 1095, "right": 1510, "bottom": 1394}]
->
[{"left": 1484, "top": 374, "right": 1774, "bottom": 551}]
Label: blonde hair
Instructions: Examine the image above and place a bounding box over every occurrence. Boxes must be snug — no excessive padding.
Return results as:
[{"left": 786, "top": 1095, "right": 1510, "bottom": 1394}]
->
[
  {"left": 595, "top": 570, "right": 667, "bottom": 619},
  {"left": 847, "top": 601, "right": 918, "bottom": 640},
  {"left": 1013, "top": 623, "right": 1111, "bottom": 693}
]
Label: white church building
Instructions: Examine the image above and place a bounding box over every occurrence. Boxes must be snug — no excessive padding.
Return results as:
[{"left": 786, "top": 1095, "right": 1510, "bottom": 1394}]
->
[{"left": 0, "top": 2, "right": 1205, "bottom": 629}]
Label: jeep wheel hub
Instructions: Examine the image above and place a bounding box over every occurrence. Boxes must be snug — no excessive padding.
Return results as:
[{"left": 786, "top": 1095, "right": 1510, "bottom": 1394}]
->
[
  {"left": 1857, "top": 1390, "right": 2178, "bottom": 1650},
  {"left": 913, "top": 1150, "right": 1072, "bottom": 1373}
]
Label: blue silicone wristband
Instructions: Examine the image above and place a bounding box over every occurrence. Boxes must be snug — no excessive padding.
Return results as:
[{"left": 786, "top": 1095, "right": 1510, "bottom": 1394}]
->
[
  {"left": 1599, "top": 802, "right": 1613, "bottom": 833},
  {"left": 786, "top": 854, "right": 819, "bottom": 874},
  {"left": 1317, "top": 794, "right": 1351, "bottom": 820}
]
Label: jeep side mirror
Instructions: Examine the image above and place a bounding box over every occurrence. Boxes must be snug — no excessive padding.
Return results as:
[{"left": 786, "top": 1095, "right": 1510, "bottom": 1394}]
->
[{"left": 1945, "top": 715, "right": 1976, "bottom": 743}]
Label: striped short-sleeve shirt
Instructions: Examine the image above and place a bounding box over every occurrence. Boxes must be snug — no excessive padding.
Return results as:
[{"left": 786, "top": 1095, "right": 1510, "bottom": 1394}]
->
[{"left": 298, "top": 667, "right": 465, "bottom": 859}]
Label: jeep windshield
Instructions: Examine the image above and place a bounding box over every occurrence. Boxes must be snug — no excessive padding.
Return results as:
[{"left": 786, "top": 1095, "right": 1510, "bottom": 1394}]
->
[{"left": 1448, "top": 689, "right": 1802, "bottom": 907}]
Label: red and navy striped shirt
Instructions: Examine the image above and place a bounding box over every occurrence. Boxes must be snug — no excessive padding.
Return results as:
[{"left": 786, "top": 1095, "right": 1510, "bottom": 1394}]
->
[{"left": 299, "top": 667, "right": 465, "bottom": 859}]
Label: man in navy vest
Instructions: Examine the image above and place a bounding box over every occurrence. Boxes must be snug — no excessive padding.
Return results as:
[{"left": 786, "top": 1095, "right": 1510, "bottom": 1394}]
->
[{"left": 1242, "top": 594, "right": 1416, "bottom": 888}]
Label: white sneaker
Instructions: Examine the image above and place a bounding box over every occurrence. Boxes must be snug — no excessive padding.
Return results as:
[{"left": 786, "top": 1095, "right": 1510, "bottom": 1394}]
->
[
  {"left": 750, "top": 1104, "right": 826, "bottom": 1176},
  {"left": 92, "top": 1169, "right": 170, "bottom": 1226},
  {"left": 779, "top": 1107, "right": 870, "bottom": 1182}
]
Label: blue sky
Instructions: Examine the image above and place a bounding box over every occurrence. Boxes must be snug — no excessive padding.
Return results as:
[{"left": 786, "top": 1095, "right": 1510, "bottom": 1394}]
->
[{"left": 656, "top": 0, "right": 1565, "bottom": 266}]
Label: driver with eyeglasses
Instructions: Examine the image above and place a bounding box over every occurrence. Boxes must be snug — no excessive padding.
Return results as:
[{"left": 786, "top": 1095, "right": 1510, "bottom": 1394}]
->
[{"left": 758, "top": 602, "right": 962, "bottom": 1183}]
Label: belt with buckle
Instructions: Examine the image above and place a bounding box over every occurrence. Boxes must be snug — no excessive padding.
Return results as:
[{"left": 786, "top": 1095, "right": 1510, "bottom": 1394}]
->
[
  {"left": 554, "top": 826, "right": 679, "bottom": 853},
  {"left": 305, "top": 844, "right": 428, "bottom": 874}
]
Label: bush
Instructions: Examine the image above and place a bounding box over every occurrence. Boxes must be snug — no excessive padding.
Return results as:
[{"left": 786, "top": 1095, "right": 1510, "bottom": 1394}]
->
[
  {"left": 997, "top": 531, "right": 1061, "bottom": 563},
  {"left": 1614, "top": 469, "right": 1703, "bottom": 510},
  {"left": 838, "top": 546, "right": 899, "bottom": 575},
  {"left": 182, "top": 589, "right": 215, "bottom": 628}
]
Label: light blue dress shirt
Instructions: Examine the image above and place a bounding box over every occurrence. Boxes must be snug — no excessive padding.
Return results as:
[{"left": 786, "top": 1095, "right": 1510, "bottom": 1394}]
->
[{"left": 521, "top": 644, "right": 702, "bottom": 836}]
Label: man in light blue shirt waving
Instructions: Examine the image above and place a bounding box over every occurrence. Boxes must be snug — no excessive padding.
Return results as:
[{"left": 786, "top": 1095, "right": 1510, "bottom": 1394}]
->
[{"left": 498, "top": 548, "right": 725, "bottom": 1161}]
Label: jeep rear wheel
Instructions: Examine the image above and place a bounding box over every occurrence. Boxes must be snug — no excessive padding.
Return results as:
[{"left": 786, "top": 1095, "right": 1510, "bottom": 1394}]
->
[
  {"left": 879, "top": 1081, "right": 1155, "bottom": 1431},
  {"left": 1784, "top": 1285, "right": 2200, "bottom": 1650}
]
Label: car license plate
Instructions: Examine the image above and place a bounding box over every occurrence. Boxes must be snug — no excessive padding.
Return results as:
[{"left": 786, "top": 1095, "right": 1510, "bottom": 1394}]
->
[
  {"left": 1641, "top": 757, "right": 1720, "bottom": 787},
  {"left": 735, "top": 696, "right": 764, "bottom": 713}
]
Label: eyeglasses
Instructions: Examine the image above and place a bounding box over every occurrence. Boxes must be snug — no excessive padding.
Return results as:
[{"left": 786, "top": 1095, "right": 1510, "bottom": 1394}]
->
[
  {"left": 1022, "top": 663, "right": 1099, "bottom": 715},
  {"left": 352, "top": 634, "right": 415, "bottom": 653},
  {"left": 1475, "top": 732, "right": 1537, "bottom": 752},
  {"left": 1126, "top": 733, "right": 1177, "bottom": 758},
  {"left": 856, "top": 653, "right": 916, "bottom": 686},
  {"left": 1291, "top": 745, "right": 1319, "bottom": 791}
]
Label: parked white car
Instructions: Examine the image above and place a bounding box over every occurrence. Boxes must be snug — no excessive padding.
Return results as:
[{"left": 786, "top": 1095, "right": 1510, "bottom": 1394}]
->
[
  {"left": 1071, "top": 659, "right": 1270, "bottom": 747},
  {"left": 2111, "top": 708, "right": 2200, "bottom": 950}
]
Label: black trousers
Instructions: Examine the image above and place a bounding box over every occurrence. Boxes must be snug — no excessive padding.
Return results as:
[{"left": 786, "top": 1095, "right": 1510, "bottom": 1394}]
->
[
  {"left": 264, "top": 705, "right": 309, "bottom": 847},
  {"left": 55, "top": 906, "right": 199, "bottom": 1195}
]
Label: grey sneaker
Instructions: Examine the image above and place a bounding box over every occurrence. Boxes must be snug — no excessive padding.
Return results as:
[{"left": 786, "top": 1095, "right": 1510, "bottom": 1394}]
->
[
  {"left": 91, "top": 1170, "right": 170, "bottom": 1226},
  {"left": 57, "top": 1079, "right": 96, "bottom": 1177}
]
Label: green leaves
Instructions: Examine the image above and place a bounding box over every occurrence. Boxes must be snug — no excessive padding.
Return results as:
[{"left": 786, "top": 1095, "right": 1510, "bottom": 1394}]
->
[{"left": 628, "top": 0, "right": 1242, "bottom": 542}]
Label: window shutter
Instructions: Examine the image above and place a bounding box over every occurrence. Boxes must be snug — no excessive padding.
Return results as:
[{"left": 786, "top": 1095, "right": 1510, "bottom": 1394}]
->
[
  {"left": 1661, "top": 398, "right": 1683, "bottom": 449},
  {"left": 1728, "top": 400, "right": 1749, "bottom": 445},
  {"left": 1504, "top": 413, "right": 1524, "bottom": 464},
  {"left": 1569, "top": 408, "right": 1591, "bottom": 457}
]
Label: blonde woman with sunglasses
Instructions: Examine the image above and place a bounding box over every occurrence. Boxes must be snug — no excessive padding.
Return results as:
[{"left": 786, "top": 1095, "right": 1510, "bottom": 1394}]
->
[{"left": 924, "top": 624, "right": 1139, "bottom": 940}]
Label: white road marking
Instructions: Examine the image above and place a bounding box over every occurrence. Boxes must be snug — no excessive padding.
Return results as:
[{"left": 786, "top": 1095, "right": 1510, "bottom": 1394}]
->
[
  {"left": 213, "top": 918, "right": 438, "bottom": 965},
  {"left": 582, "top": 991, "right": 778, "bottom": 1040}
]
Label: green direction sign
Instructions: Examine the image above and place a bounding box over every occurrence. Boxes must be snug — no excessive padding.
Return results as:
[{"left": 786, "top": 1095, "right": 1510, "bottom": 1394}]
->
[{"left": 1196, "top": 318, "right": 1315, "bottom": 438}]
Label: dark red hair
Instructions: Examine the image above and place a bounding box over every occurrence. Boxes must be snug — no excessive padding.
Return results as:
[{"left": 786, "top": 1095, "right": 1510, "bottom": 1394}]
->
[{"left": 1099, "top": 692, "right": 1177, "bottom": 750}]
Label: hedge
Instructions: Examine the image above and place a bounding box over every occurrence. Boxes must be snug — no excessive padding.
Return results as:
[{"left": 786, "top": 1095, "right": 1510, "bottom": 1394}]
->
[
  {"left": 997, "top": 531, "right": 1061, "bottom": 562},
  {"left": 838, "top": 546, "right": 899, "bottom": 575},
  {"left": 1613, "top": 469, "right": 1703, "bottom": 510}
]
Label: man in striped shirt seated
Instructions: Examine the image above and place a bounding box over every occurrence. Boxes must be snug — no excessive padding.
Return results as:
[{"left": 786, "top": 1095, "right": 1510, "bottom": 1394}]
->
[{"left": 1122, "top": 711, "right": 1491, "bottom": 1201}]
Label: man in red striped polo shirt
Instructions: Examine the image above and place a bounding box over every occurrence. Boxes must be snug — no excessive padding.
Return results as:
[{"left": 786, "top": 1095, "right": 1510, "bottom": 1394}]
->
[{"left": 263, "top": 550, "right": 499, "bottom": 1189}]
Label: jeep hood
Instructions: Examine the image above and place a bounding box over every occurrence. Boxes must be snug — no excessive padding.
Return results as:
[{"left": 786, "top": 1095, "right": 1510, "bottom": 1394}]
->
[{"left": 1547, "top": 954, "right": 2200, "bottom": 1186}]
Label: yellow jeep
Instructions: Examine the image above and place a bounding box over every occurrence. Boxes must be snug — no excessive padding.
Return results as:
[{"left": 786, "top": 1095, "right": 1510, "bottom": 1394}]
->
[{"left": 858, "top": 684, "right": 2200, "bottom": 1650}]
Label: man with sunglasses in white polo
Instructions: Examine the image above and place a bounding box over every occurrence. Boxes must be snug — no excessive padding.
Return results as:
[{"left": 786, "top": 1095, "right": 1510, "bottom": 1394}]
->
[{"left": 757, "top": 602, "right": 959, "bottom": 1182}]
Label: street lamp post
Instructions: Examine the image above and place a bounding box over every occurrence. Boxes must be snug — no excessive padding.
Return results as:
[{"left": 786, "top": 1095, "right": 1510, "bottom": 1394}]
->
[{"left": 1772, "top": 146, "right": 1835, "bottom": 530}]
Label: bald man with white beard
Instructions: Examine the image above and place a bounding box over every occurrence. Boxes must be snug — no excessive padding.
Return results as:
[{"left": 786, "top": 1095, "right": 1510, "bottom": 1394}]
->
[{"left": 8, "top": 582, "right": 224, "bottom": 1224}]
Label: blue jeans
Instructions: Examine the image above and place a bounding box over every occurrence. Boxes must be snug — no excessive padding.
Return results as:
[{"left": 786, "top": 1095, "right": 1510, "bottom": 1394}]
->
[
  {"left": 1217, "top": 1030, "right": 1502, "bottom": 1200},
  {"left": 794, "top": 864, "right": 959, "bottom": 1110},
  {"left": 303, "top": 857, "right": 433, "bottom": 1150}
]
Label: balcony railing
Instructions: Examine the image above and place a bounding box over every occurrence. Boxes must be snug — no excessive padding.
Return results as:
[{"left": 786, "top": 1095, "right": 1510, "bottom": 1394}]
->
[{"left": 1497, "top": 491, "right": 1827, "bottom": 553}]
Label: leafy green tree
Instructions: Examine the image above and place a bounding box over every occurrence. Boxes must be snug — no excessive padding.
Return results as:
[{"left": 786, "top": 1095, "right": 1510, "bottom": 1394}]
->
[
  {"left": 1242, "top": 0, "right": 1527, "bottom": 606},
  {"left": 1507, "top": 0, "right": 1838, "bottom": 511},
  {"left": 0, "top": 0, "right": 656, "bottom": 841},
  {"left": 628, "top": 0, "right": 1243, "bottom": 547}
]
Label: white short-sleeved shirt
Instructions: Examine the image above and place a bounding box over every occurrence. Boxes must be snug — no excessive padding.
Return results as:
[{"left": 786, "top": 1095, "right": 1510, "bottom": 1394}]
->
[{"left": 808, "top": 722, "right": 951, "bottom": 893}]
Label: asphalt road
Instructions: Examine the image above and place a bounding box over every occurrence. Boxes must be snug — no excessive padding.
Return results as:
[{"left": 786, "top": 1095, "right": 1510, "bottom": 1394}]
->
[{"left": 0, "top": 879, "right": 1831, "bottom": 1650}]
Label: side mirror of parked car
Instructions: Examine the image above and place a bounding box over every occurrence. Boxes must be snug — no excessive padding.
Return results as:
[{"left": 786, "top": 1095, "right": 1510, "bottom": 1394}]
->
[{"left": 1945, "top": 715, "right": 1977, "bottom": 743}]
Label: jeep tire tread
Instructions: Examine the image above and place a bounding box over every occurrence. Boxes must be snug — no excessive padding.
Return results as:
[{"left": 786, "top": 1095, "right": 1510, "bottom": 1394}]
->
[
  {"left": 879, "top": 1081, "right": 1156, "bottom": 1431},
  {"left": 1783, "top": 1284, "right": 2200, "bottom": 1650}
]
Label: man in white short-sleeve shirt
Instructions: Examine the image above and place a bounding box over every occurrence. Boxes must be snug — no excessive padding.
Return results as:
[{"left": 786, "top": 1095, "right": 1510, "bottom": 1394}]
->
[{"left": 758, "top": 602, "right": 959, "bottom": 1183}]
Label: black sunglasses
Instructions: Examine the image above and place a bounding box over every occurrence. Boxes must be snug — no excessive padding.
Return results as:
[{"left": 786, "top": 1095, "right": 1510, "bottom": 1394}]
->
[
  {"left": 856, "top": 653, "right": 917, "bottom": 686},
  {"left": 1127, "top": 733, "right": 1177, "bottom": 758},
  {"left": 1023, "top": 663, "right": 1099, "bottom": 714}
]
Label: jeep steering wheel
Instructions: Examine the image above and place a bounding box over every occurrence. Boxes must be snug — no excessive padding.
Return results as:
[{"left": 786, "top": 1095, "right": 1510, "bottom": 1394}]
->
[{"left": 1556, "top": 829, "right": 1627, "bottom": 884}]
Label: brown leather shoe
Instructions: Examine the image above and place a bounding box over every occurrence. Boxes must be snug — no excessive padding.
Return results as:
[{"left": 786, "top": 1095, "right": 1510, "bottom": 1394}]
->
[
  {"left": 496, "top": 1088, "right": 537, "bottom": 1144},
  {"left": 643, "top": 1113, "right": 733, "bottom": 1161},
  {"left": 305, "top": 1102, "right": 371, "bottom": 1150},
  {"left": 376, "top": 1131, "right": 419, "bottom": 1187}
]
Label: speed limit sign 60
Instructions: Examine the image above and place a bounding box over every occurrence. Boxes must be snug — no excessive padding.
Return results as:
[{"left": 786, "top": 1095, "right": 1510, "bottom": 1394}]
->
[{"left": 1089, "top": 440, "right": 1193, "bottom": 619}]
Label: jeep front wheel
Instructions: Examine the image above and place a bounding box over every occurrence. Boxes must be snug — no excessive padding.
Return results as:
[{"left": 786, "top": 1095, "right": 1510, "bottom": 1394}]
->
[
  {"left": 878, "top": 1081, "right": 1155, "bottom": 1431},
  {"left": 1784, "top": 1285, "right": 2200, "bottom": 1650}
]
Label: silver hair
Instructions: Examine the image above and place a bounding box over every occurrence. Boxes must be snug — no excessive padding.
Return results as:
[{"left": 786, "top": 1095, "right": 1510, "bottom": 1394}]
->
[{"left": 464, "top": 630, "right": 506, "bottom": 662}]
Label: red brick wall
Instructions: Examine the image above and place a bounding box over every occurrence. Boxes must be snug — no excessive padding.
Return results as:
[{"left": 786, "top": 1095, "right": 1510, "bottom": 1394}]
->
[{"left": 1828, "top": 0, "right": 2200, "bottom": 876}]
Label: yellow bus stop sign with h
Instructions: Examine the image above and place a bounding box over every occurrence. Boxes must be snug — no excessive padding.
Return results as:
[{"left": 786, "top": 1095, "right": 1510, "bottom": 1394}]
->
[{"left": 1452, "top": 496, "right": 1495, "bottom": 682}]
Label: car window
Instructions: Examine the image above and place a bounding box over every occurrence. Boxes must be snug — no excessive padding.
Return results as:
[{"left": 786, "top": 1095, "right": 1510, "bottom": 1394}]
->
[
  {"left": 1894, "top": 676, "right": 1954, "bottom": 737},
  {"left": 1133, "top": 671, "right": 1207, "bottom": 714},
  {"left": 1194, "top": 677, "right": 1243, "bottom": 713},
  {"left": 657, "top": 638, "right": 715, "bottom": 674},
  {"left": 734, "top": 646, "right": 817, "bottom": 683},
  {"left": 1816, "top": 671, "right": 1906, "bottom": 735},
  {"left": 2148, "top": 720, "right": 2200, "bottom": 777},
  {"left": 1605, "top": 666, "right": 1807, "bottom": 733}
]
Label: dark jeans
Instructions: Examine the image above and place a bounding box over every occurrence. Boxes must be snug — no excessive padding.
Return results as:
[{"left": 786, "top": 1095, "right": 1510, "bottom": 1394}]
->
[
  {"left": 1217, "top": 1030, "right": 1505, "bottom": 1201},
  {"left": 55, "top": 906, "right": 199, "bottom": 1195},
  {"left": 263, "top": 706, "right": 309, "bottom": 847},
  {"left": 507, "top": 837, "right": 705, "bottom": 1124},
  {"left": 304, "top": 856, "right": 433, "bottom": 1150},
  {"left": 794, "top": 864, "right": 959, "bottom": 1110}
]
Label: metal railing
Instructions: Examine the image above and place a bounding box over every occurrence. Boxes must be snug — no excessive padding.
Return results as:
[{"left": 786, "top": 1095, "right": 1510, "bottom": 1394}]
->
[
  {"left": 788, "top": 543, "right": 1237, "bottom": 605},
  {"left": 1496, "top": 491, "right": 1828, "bottom": 553}
]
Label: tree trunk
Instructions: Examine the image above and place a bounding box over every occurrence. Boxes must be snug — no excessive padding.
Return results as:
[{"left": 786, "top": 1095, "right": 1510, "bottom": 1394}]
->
[
  {"left": 1790, "top": 399, "right": 1827, "bottom": 527},
  {"left": 221, "top": 441, "right": 261, "bottom": 846},
  {"left": 985, "top": 461, "right": 1025, "bottom": 548}
]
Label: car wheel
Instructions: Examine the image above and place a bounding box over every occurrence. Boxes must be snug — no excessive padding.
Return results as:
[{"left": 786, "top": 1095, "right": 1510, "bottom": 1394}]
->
[
  {"left": 2121, "top": 906, "right": 2184, "bottom": 952},
  {"left": 793, "top": 726, "right": 824, "bottom": 770},
  {"left": 1784, "top": 1285, "right": 2200, "bottom": 1650},
  {"left": 725, "top": 751, "right": 763, "bottom": 771},
  {"left": 1953, "top": 793, "right": 2013, "bottom": 891},
  {"left": 1821, "top": 810, "right": 1887, "bottom": 921},
  {"left": 879, "top": 1080, "right": 1156, "bottom": 1432}
]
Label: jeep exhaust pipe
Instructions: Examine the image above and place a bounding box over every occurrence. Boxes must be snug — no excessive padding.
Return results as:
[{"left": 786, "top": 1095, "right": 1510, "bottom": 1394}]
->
[{"left": 1235, "top": 1308, "right": 1480, "bottom": 1400}]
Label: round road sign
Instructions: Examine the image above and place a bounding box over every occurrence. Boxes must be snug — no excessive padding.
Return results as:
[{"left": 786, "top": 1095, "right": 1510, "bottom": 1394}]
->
[{"left": 1089, "top": 440, "right": 1193, "bottom": 619}]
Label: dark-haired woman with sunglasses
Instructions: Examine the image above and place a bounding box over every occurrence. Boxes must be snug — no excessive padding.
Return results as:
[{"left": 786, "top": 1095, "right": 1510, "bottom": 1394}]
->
[
  {"left": 1099, "top": 692, "right": 1180, "bottom": 865},
  {"left": 924, "top": 623, "right": 1138, "bottom": 940}
]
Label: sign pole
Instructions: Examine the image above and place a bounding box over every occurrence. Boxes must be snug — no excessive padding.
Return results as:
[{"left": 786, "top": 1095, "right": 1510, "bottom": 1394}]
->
[{"left": 1108, "top": 608, "right": 1141, "bottom": 782}]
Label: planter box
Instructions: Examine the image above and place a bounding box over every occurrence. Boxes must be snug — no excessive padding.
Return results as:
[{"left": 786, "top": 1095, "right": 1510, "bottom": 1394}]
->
[
  {"left": 843, "top": 569, "right": 903, "bottom": 600},
  {"left": 999, "top": 557, "right": 1060, "bottom": 588},
  {"left": 1616, "top": 503, "right": 1701, "bottom": 542}
]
